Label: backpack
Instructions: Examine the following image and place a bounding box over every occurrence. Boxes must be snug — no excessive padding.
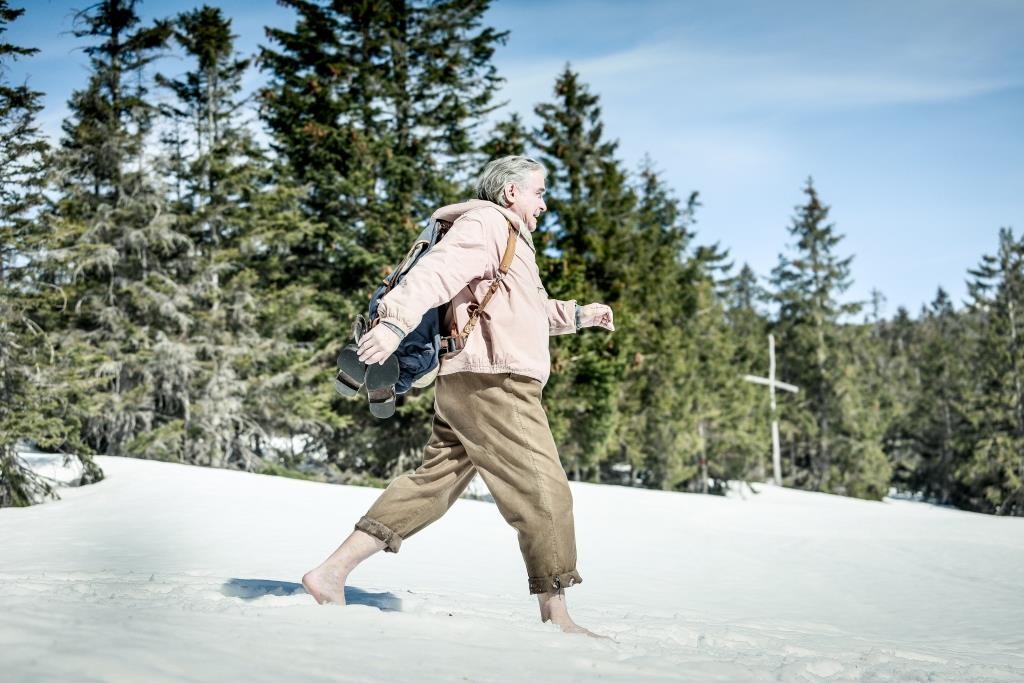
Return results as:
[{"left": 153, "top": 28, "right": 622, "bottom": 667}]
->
[{"left": 360, "top": 212, "right": 518, "bottom": 395}]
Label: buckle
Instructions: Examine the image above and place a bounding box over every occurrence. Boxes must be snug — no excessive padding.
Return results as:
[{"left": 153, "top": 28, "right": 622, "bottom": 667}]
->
[
  {"left": 441, "top": 335, "right": 465, "bottom": 354},
  {"left": 352, "top": 315, "right": 367, "bottom": 343}
]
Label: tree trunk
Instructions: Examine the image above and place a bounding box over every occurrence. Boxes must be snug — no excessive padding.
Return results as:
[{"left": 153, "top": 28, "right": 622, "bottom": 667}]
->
[{"left": 699, "top": 421, "right": 708, "bottom": 494}]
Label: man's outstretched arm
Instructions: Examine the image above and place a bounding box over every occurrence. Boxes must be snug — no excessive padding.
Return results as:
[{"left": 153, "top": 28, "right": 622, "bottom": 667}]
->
[
  {"left": 547, "top": 299, "right": 615, "bottom": 336},
  {"left": 547, "top": 298, "right": 578, "bottom": 336}
]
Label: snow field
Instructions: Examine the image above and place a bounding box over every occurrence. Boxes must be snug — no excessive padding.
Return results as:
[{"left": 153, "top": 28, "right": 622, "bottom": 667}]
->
[{"left": 1, "top": 455, "right": 1022, "bottom": 682}]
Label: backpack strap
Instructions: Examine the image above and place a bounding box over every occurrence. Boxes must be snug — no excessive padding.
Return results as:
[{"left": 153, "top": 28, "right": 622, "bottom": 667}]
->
[{"left": 443, "top": 218, "right": 518, "bottom": 351}]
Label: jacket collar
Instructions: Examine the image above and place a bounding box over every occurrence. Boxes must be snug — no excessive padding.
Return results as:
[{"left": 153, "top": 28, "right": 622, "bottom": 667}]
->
[{"left": 432, "top": 199, "right": 536, "bottom": 253}]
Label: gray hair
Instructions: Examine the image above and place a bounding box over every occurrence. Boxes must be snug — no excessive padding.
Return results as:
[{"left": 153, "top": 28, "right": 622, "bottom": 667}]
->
[{"left": 475, "top": 155, "right": 547, "bottom": 207}]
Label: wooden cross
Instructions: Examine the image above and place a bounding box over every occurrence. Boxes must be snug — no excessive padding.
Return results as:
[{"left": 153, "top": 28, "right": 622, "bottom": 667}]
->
[{"left": 742, "top": 334, "right": 799, "bottom": 486}]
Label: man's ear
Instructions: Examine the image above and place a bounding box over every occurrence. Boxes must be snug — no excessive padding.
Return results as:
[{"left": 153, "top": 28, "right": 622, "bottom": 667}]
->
[{"left": 503, "top": 182, "right": 516, "bottom": 206}]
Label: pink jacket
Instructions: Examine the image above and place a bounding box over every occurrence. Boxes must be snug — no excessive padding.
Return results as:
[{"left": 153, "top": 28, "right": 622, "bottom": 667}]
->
[{"left": 376, "top": 199, "right": 578, "bottom": 387}]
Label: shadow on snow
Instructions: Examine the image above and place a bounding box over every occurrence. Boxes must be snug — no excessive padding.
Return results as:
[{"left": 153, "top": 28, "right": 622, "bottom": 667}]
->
[{"left": 221, "top": 578, "right": 402, "bottom": 612}]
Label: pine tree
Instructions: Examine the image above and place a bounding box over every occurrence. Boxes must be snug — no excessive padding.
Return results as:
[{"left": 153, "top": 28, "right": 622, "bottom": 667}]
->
[
  {"left": 769, "top": 178, "right": 886, "bottom": 497},
  {"left": 836, "top": 318, "right": 893, "bottom": 500},
  {"left": 0, "top": 1, "right": 102, "bottom": 506},
  {"left": 721, "top": 263, "right": 773, "bottom": 482},
  {"left": 532, "top": 67, "right": 636, "bottom": 481},
  {"left": 876, "top": 305, "right": 921, "bottom": 490},
  {"left": 259, "top": 0, "right": 506, "bottom": 285},
  {"left": 258, "top": 0, "right": 507, "bottom": 477},
  {"left": 673, "top": 239, "right": 783, "bottom": 495},
  {"left": 479, "top": 112, "right": 528, "bottom": 161},
  {"left": 38, "top": 0, "right": 191, "bottom": 460},
  {"left": 675, "top": 243, "right": 738, "bottom": 493},
  {"left": 888, "top": 290, "right": 971, "bottom": 504},
  {"left": 152, "top": 5, "right": 277, "bottom": 469},
  {"left": 961, "top": 228, "right": 1024, "bottom": 515},
  {"left": 610, "top": 161, "right": 696, "bottom": 488},
  {"left": 54, "top": 1, "right": 172, "bottom": 209}
]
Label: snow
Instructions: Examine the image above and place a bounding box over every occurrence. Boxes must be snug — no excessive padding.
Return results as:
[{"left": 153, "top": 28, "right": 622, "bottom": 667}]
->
[
  {"left": 13, "top": 452, "right": 85, "bottom": 487},
  {"left": 1, "top": 455, "right": 1022, "bottom": 682}
]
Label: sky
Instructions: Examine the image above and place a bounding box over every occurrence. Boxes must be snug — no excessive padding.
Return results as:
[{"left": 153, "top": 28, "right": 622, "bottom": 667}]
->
[{"left": 5, "top": 0, "right": 1023, "bottom": 318}]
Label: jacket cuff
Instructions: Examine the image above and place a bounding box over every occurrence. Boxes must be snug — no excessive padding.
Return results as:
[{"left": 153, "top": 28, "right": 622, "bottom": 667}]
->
[
  {"left": 547, "top": 298, "right": 578, "bottom": 336},
  {"left": 376, "top": 298, "right": 418, "bottom": 336},
  {"left": 381, "top": 321, "right": 406, "bottom": 340}
]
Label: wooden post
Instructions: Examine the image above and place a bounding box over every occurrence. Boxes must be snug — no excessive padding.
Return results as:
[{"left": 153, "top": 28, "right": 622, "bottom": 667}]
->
[
  {"left": 698, "top": 421, "right": 708, "bottom": 494},
  {"left": 743, "top": 334, "right": 799, "bottom": 486}
]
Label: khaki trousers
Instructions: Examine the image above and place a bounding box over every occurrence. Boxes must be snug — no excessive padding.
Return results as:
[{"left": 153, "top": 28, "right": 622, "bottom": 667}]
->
[{"left": 354, "top": 371, "right": 583, "bottom": 595}]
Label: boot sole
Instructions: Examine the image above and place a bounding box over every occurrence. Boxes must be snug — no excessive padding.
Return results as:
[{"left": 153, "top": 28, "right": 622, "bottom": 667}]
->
[
  {"left": 334, "top": 345, "right": 365, "bottom": 397},
  {"left": 367, "top": 385, "right": 396, "bottom": 419},
  {"left": 364, "top": 354, "right": 400, "bottom": 391}
]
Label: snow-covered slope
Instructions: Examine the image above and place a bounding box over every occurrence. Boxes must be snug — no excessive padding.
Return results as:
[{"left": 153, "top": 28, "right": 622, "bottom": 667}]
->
[{"left": 1, "top": 455, "right": 1022, "bottom": 682}]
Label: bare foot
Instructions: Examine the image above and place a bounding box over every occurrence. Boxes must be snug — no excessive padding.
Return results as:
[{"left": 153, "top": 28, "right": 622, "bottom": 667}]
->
[
  {"left": 548, "top": 617, "right": 613, "bottom": 640},
  {"left": 537, "top": 589, "right": 611, "bottom": 639},
  {"left": 301, "top": 530, "right": 386, "bottom": 606},
  {"left": 301, "top": 567, "right": 347, "bottom": 605}
]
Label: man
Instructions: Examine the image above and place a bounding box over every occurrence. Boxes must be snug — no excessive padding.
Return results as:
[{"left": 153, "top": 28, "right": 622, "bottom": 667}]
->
[{"left": 302, "top": 156, "right": 614, "bottom": 637}]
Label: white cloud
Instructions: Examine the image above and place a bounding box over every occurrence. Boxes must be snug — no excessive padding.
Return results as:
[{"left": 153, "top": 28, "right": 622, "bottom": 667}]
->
[{"left": 494, "top": 38, "right": 1020, "bottom": 126}]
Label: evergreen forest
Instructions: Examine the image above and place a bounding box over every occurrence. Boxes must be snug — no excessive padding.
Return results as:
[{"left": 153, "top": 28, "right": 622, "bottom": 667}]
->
[{"left": 2, "top": 0, "right": 1021, "bottom": 517}]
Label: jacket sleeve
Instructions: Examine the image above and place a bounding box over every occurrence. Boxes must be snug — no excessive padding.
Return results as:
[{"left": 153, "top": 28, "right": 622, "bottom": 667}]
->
[
  {"left": 376, "top": 214, "right": 502, "bottom": 335},
  {"left": 547, "top": 298, "right": 578, "bottom": 336}
]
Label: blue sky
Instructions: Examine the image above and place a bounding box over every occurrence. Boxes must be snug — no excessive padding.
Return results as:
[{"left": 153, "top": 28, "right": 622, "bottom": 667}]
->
[{"left": 6, "top": 0, "right": 1023, "bottom": 317}]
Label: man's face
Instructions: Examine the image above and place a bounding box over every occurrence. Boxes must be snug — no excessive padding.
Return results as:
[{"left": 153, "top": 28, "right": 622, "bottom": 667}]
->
[{"left": 505, "top": 169, "right": 547, "bottom": 232}]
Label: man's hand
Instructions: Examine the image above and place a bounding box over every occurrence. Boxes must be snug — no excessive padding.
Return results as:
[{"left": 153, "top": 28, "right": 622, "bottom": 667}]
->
[
  {"left": 579, "top": 303, "right": 615, "bottom": 331},
  {"left": 357, "top": 324, "right": 402, "bottom": 365}
]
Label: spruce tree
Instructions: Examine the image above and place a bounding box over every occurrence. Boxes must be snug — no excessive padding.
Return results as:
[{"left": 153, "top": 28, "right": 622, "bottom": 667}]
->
[
  {"left": 153, "top": 5, "right": 274, "bottom": 469},
  {"left": 0, "top": 1, "right": 102, "bottom": 506},
  {"left": 532, "top": 67, "right": 635, "bottom": 481},
  {"left": 675, "top": 243, "right": 739, "bottom": 493},
  {"left": 890, "top": 290, "right": 971, "bottom": 504},
  {"left": 260, "top": 0, "right": 506, "bottom": 284},
  {"left": 259, "top": 0, "right": 507, "bottom": 477},
  {"left": 875, "top": 305, "right": 921, "bottom": 490},
  {"left": 39, "top": 0, "right": 191, "bottom": 460},
  {"left": 837, "top": 317, "right": 893, "bottom": 500},
  {"left": 610, "top": 162, "right": 696, "bottom": 488},
  {"left": 769, "top": 178, "right": 887, "bottom": 497},
  {"left": 676, "top": 239, "right": 783, "bottom": 494},
  {"left": 721, "top": 263, "right": 773, "bottom": 483},
  {"left": 961, "top": 228, "right": 1024, "bottom": 515},
  {"left": 479, "top": 112, "right": 528, "bottom": 161}
]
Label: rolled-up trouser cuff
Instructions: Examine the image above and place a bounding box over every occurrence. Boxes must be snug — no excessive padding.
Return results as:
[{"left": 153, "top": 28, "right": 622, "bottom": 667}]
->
[
  {"left": 354, "top": 515, "right": 404, "bottom": 553},
  {"left": 528, "top": 569, "right": 583, "bottom": 595}
]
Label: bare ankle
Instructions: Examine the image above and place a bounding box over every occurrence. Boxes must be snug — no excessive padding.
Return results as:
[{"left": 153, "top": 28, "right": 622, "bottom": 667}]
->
[{"left": 537, "top": 588, "right": 571, "bottom": 623}]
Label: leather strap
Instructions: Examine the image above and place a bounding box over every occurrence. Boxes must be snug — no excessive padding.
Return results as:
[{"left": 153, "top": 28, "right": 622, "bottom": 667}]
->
[{"left": 447, "top": 218, "right": 518, "bottom": 344}]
